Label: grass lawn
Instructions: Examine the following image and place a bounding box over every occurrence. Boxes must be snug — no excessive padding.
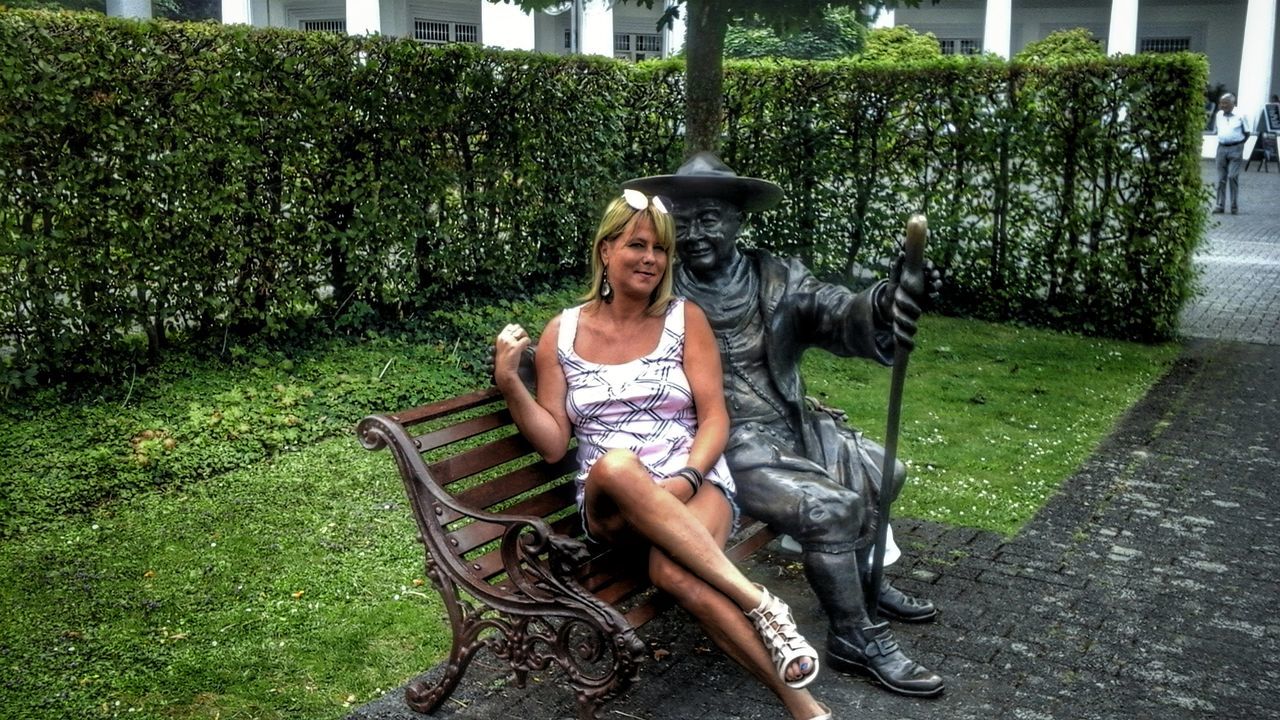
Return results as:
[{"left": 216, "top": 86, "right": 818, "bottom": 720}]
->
[
  {"left": 0, "top": 307, "right": 1179, "bottom": 719},
  {"left": 803, "top": 315, "right": 1179, "bottom": 534},
  {"left": 0, "top": 438, "right": 446, "bottom": 720}
]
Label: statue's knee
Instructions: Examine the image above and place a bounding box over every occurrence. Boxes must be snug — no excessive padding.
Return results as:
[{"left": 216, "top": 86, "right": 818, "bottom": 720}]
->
[
  {"left": 889, "top": 460, "right": 907, "bottom": 501},
  {"left": 795, "top": 489, "right": 863, "bottom": 544}
]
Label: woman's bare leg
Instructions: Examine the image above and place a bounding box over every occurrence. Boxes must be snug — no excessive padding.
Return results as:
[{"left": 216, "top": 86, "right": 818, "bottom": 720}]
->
[
  {"left": 583, "top": 449, "right": 763, "bottom": 610},
  {"left": 646, "top": 486, "right": 826, "bottom": 719}
]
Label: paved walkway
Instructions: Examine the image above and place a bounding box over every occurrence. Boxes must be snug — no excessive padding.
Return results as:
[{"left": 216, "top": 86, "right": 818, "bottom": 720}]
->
[
  {"left": 352, "top": 160, "right": 1279, "bottom": 720},
  {"left": 1182, "top": 159, "right": 1280, "bottom": 344}
]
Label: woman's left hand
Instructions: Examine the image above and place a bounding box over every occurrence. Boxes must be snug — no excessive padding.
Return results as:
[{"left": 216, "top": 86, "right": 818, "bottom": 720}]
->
[{"left": 658, "top": 473, "right": 696, "bottom": 503}]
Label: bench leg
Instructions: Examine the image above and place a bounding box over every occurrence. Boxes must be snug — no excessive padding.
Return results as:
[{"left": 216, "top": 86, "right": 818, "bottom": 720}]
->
[
  {"left": 404, "top": 625, "right": 485, "bottom": 714},
  {"left": 575, "top": 693, "right": 607, "bottom": 720}
]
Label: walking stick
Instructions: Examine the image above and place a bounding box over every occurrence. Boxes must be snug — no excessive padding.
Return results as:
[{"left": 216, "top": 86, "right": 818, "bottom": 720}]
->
[{"left": 867, "top": 214, "right": 928, "bottom": 623}]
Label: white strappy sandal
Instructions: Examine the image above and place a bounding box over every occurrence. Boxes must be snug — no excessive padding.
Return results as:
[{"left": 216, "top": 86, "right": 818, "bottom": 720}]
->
[{"left": 746, "top": 584, "right": 820, "bottom": 689}]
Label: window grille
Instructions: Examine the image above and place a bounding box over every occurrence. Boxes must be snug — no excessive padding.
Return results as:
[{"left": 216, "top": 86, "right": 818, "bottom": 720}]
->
[
  {"left": 455, "top": 23, "right": 478, "bottom": 44},
  {"left": 1140, "top": 37, "right": 1191, "bottom": 53},
  {"left": 414, "top": 19, "right": 480, "bottom": 45},
  {"left": 301, "top": 19, "right": 345, "bottom": 33},
  {"left": 938, "top": 38, "right": 980, "bottom": 55},
  {"left": 416, "top": 20, "right": 450, "bottom": 43},
  {"left": 614, "top": 32, "right": 662, "bottom": 61}
]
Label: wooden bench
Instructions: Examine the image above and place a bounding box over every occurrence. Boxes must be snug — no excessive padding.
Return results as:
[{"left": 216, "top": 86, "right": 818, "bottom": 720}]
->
[{"left": 357, "top": 386, "right": 776, "bottom": 720}]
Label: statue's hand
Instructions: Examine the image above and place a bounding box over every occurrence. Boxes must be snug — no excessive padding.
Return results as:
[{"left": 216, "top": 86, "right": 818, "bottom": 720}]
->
[
  {"left": 883, "top": 251, "right": 943, "bottom": 352},
  {"left": 887, "top": 250, "right": 944, "bottom": 309},
  {"left": 804, "top": 395, "right": 849, "bottom": 424}
]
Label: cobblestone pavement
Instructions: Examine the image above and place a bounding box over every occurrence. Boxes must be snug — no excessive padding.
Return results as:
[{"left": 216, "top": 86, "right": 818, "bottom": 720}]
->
[
  {"left": 352, "top": 162, "right": 1280, "bottom": 720},
  {"left": 1183, "top": 160, "right": 1280, "bottom": 344}
]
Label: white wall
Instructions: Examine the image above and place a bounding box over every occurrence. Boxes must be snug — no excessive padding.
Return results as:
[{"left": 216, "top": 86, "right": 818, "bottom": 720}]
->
[
  {"left": 534, "top": 6, "right": 571, "bottom": 55},
  {"left": 284, "top": 2, "right": 344, "bottom": 29},
  {"left": 895, "top": 0, "right": 985, "bottom": 42},
  {"left": 381, "top": 0, "right": 408, "bottom": 37},
  {"left": 896, "top": 0, "right": 1260, "bottom": 94},
  {"left": 1139, "top": 1, "right": 1247, "bottom": 91}
]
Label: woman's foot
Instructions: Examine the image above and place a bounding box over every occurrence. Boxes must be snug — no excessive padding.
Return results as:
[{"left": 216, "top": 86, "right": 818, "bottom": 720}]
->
[
  {"left": 746, "top": 585, "right": 820, "bottom": 688},
  {"left": 803, "top": 702, "right": 832, "bottom": 720}
]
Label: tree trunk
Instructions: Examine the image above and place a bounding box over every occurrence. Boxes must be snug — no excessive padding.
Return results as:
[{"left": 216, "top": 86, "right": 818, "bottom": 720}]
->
[{"left": 682, "top": 0, "right": 727, "bottom": 156}]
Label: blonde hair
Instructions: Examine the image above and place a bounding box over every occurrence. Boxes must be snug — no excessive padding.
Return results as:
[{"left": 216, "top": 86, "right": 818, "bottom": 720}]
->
[{"left": 582, "top": 195, "right": 677, "bottom": 316}]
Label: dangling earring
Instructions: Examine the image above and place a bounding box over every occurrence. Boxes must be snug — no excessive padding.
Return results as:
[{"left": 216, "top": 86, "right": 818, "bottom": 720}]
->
[{"left": 600, "top": 267, "right": 614, "bottom": 304}]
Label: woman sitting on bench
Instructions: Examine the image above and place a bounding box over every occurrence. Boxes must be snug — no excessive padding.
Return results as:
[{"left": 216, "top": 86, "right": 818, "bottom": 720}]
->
[{"left": 493, "top": 189, "right": 831, "bottom": 720}]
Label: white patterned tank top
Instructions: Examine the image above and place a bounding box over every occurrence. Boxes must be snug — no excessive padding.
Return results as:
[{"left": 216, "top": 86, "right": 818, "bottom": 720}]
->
[{"left": 557, "top": 298, "right": 735, "bottom": 510}]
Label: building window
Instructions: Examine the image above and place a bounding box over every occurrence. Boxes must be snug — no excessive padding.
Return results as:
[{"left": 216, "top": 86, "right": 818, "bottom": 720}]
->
[
  {"left": 938, "top": 38, "right": 981, "bottom": 55},
  {"left": 414, "top": 19, "right": 480, "bottom": 45},
  {"left": 1140, "top": 37, "right": 1191, "bottom": 53},
  {"left": 614, "top": 32, "right": 662, "bottom": 61},
  {"left": 301, "top": 19, "right": 346, "bottom": 33}
]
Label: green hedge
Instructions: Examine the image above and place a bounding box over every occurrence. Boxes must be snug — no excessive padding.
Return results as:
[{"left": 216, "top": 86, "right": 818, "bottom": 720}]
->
[
  {"left": 0, "top": 10, "right": 1208, "bottom": 389},
  {"left": 722, "top": 53, "right": 1208, "bottom": 338}
]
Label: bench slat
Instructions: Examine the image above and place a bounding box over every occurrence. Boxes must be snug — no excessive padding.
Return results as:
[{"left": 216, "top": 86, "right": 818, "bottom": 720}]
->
[
  {"left": 428, "top": 433, "right": 534, "bottom": 486},
  {"left": 390, "top": 387, "right": 503, "bottom": 428},
  {"left": 413, "top": 408, "right": 513, "bottom": 454},
  {"left": 444, "top": 455, "right": 578, "bottom": 524},
  {"left": 447, "top": 482, "right": 578, "bottom": 554}
]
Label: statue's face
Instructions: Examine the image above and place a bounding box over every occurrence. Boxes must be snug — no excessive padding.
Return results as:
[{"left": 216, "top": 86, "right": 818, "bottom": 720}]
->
[{"left": 671, "top": 197, "right": 743, "bottom": 274}]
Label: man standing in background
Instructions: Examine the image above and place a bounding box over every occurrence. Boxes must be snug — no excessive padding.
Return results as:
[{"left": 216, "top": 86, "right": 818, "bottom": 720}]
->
[{"left": 1213, "top": 93, "right": 1249, "bottom": 214}]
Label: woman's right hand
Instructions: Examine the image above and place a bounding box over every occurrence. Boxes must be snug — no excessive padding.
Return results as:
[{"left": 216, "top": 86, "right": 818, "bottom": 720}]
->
[{"left": 494, "top": 323, "right": 531, "bottom": 390}]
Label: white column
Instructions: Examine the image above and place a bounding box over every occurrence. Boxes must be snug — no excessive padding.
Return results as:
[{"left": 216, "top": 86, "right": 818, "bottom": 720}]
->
[
  {"left": 579, "top": 0, "right": 614, "bottom": 58},
  {"left": 346, "top": 0, "right": 381, "bottom": 35},
  {"left": 483, "top": 2, "right": 536, "bottom": 50},
  {"left": 665, "top": 0, "right": 686, "bottom": 56},
  {"left": 106, "top": 0, "right": 151, "bottom": 19},
  {"left": 1237, "top": 0, "right": 1277, "bottom": 120},
  {"left": 221, "top": 0, "right": 251, "bottom": 24},
  {"left": 872, "top": 8, "right": 895, "bottom": 29},
  {"left": 1107, "top": 0, "right": 1139, "bottom": 55},
  {"left": 983, "top": 0, "right": 1012, "bottom": 59}
]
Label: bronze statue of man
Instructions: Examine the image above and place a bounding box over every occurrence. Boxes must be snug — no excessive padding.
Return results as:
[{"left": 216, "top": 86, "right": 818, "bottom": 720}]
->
[{"left": 624, "top": 153, "right": 944, "bottom": 697}]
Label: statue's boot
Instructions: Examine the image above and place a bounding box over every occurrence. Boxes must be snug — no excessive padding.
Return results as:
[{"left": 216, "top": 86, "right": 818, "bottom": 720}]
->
[
  {"left": 859, "top": 549, "right": 937, "bottom": 623},
  {"left": 804, "top": 550, "right": 944, "bottom": 698},
  {"left": 875, "top": 580, "right": 938, "bottom": 623},
  {"left": 825, "top": 621, "right": 944, "bottom": 697}
]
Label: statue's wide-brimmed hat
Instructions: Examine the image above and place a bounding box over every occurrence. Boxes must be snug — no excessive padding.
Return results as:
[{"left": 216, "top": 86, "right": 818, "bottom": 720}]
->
[{"left": 622, "top": 152, "right": 784, "bottom": 212}]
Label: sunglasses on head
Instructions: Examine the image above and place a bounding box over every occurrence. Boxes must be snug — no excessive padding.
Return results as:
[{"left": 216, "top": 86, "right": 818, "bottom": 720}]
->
[{"left": 623, "top": 188, "right": 669, "bottom": 215}]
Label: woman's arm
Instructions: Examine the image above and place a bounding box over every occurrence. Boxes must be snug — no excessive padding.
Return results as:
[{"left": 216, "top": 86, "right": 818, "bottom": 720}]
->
[
  {"left": 494, "top": 317, "right": 572, "bottom": 462},
  {"left": 681, "top": 301, "right": 730, "bottom": 477}
]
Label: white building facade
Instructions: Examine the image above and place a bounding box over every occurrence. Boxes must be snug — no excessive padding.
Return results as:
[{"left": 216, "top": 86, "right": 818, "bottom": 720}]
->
[
  {"left": 879, "top": 0, "right": 1277, "bottom": 124},
  {"left": 217, "top": 0, "right": 686, "bottom": 60}
]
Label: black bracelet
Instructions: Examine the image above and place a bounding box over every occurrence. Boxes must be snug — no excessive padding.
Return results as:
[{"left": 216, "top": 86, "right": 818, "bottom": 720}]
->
[{"left": 674, "top": 466, "right": 705, "bottom": 495}]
